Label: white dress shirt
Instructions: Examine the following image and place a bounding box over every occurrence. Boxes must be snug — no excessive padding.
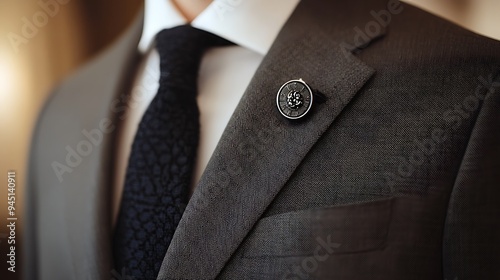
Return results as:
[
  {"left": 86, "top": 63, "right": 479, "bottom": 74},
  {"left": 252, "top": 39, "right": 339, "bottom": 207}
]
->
[{"left": 112, "top": 0, "right": 299, "bottom": 225}]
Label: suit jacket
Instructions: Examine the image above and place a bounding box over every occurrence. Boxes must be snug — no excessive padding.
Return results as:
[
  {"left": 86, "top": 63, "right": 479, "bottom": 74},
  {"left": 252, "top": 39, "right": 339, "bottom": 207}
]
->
[{"left": 25, "top": 0, "right": 500, "bottom": 279}]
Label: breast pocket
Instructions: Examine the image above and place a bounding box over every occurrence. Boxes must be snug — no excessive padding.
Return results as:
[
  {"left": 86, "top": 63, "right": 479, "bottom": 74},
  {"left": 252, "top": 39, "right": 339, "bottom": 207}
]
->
[{"left": 241, "top": 197, "right": 394, "bottom": 258}]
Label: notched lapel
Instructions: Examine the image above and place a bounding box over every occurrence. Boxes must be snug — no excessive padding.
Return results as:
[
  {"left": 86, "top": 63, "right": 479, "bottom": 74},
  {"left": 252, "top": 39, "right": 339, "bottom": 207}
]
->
[{"left": 158, "top": 0, "right": 388, "bottom": 278}]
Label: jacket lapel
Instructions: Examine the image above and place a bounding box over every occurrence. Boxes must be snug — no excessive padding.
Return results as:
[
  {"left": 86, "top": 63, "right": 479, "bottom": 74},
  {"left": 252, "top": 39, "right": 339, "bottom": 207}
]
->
[{"left": 159, "top": 0, "right": 388, "bottom": 278}]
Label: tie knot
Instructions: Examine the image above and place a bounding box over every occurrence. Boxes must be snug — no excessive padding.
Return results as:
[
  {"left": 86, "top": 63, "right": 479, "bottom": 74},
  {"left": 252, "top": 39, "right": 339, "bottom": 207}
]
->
[
  {"left": 156, "top": 25, "right": 231, "bottom": 54},
  {"left": 155, "top": 25, "right": 232, "bottom": 88}
]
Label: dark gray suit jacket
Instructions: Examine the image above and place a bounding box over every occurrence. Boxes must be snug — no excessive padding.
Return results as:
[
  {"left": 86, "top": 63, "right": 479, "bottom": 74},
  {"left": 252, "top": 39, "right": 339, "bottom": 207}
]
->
[{"left": 25, "top": 0, "right": 500, "bottom": 279}]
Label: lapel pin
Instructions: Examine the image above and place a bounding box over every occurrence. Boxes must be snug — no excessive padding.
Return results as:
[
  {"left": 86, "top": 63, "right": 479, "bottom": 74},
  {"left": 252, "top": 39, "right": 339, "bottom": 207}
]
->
[{"left": 276, "top": 79, "right": 325, "bottom": 120}]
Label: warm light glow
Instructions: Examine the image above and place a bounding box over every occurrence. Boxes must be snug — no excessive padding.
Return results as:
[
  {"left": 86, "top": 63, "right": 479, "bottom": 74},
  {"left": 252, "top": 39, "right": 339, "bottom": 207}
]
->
[
  {"left": 0, "top": 49, "right": 23, "bottom": 121},
  {"left": 0, "top": 51, "right": 16, "bottom": 103}
]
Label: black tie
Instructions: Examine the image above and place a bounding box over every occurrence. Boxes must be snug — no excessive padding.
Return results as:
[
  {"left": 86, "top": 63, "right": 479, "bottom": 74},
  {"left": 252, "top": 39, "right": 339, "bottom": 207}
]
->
[{"left": 113, "top": 25, "right": 231, "bottom": 279}]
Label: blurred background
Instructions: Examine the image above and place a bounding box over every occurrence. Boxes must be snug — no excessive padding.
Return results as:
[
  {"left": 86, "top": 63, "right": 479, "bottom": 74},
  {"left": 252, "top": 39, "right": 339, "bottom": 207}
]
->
[
  {"left": 0, "top": 0, "right": 498, "bottom": 279},
  {"left": 0, "top": 0, "right": 142, "bottom": 278}
]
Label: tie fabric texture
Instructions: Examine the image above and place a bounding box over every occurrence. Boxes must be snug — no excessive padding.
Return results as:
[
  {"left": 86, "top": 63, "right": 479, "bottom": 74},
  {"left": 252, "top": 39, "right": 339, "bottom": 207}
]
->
[{"left": 113, "top": 25, "right": 231, "bottom": 279}]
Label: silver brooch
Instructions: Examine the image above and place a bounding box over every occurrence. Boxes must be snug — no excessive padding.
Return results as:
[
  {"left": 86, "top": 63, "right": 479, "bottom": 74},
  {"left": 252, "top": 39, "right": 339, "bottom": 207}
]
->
[{"left": 276, "top": 79, "right": 314, "bottom": 120}]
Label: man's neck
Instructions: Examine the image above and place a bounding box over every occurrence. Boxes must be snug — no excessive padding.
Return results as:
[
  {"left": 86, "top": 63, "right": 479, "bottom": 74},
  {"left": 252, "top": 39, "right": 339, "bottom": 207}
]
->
[{"left": 172, "top": 0, "right": 213, "bottom": 22}]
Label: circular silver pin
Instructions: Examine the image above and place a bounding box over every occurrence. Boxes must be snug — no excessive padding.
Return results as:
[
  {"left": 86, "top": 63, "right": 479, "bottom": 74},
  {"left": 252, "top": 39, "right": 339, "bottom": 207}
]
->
[{"left": 276, "top": 79, "right": 314, "bottom": 120}]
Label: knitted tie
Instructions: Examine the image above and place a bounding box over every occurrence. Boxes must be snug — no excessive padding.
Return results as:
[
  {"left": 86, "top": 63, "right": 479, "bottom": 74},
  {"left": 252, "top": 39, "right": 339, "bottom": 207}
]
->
[{"left": 113, "top": 25, "right": 231, "bottom": 279}]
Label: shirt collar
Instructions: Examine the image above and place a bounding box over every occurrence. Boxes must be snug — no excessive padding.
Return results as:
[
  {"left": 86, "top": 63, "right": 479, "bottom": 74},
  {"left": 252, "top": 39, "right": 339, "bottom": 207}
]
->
[{"left": 138, "top": 0, "right": 300, "bottom": 55}]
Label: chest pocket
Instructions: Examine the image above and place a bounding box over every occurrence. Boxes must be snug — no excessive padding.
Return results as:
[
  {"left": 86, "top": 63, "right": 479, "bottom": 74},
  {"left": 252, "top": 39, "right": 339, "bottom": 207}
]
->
[{"left": 241, "top": 197, "right": 394, "bottom": 258}]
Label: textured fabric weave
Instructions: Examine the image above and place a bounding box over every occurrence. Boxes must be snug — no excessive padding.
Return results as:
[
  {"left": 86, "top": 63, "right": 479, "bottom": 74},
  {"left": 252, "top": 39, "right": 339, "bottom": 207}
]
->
[{"left": 113, "top": 25, "right": 230, "bottom": 279}]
